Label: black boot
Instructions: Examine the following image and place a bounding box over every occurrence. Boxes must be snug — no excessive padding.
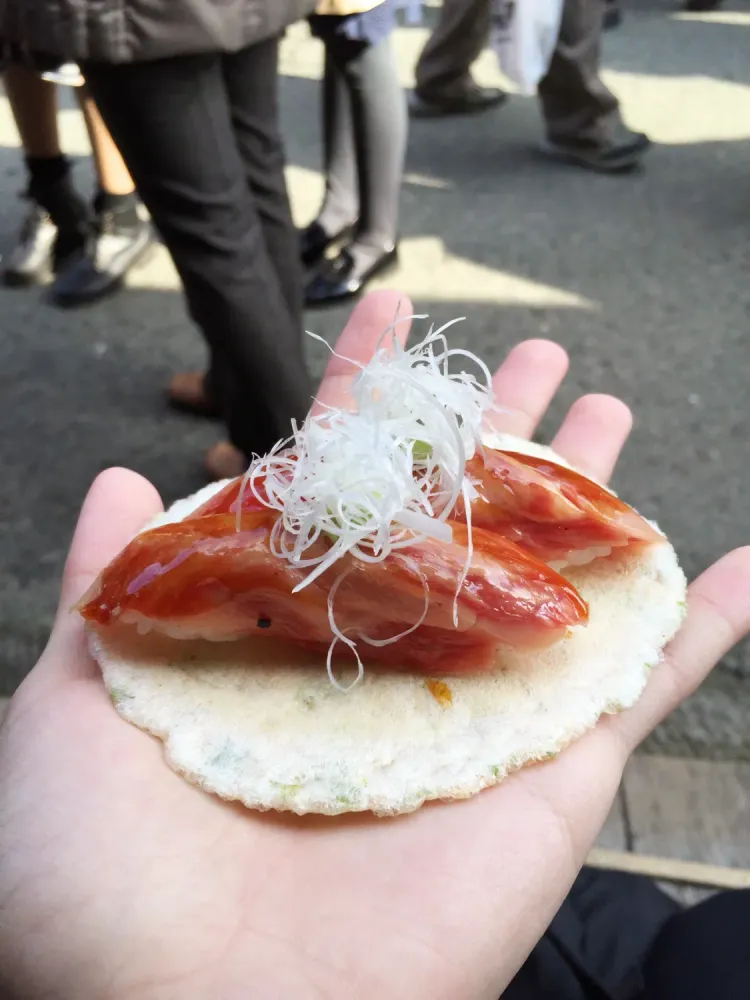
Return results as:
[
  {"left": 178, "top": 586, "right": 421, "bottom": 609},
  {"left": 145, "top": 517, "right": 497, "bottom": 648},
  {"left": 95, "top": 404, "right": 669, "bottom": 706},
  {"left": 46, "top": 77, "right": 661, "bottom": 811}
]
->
[{"left": 50, "top": 191, "right": 155, "bottom": 308}]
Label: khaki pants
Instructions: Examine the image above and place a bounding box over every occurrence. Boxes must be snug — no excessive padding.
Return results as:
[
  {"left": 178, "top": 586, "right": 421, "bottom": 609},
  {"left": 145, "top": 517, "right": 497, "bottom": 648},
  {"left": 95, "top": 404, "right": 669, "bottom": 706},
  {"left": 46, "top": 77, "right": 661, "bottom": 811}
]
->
[{"left": 414, "top": 0, "right": 622, "bottom": 144}]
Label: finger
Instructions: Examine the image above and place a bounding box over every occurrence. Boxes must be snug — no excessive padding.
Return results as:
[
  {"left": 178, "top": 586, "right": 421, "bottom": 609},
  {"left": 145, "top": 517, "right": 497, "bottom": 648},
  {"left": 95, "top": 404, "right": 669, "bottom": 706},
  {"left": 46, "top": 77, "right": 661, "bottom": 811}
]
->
[
  {"left": 550, "top": 394, "right": 633, "bottom": 484},
  {"left": 311, "top": 290, "right": 414, "bottom": 415},
  {"left": 54, "top": 467, "right": 163, "bottom": 642},
  {"left": 488, "top": 339, "right": 569, "bottom": 438},
  {"left": 611, "top": 546, "right": 750, "bottom": 753}
]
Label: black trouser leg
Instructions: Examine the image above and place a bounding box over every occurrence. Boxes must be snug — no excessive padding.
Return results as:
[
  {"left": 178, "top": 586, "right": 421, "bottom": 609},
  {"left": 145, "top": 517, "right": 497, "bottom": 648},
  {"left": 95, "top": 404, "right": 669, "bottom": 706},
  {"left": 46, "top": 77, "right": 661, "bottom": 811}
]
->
[
  {"left": 83, "top": 42, "right": 311, "bottom": 458},
  {"left": 500, "top": 871, "right": 750, "bottom": 1000},
  {"left": 641, "top": 890, "right": 750, "bottom": 999},
  {"left": 504, "top": 868, "right": 681, "bottom": 1000},
  {"left": 221, "top": 40, "right": 303, "bottom": 329}
]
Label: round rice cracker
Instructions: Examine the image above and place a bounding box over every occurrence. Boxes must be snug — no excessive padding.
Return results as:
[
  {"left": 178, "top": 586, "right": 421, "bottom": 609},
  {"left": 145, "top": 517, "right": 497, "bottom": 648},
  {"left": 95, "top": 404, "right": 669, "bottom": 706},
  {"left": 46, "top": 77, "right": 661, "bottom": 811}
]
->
[{"left": 89, "top": 434, "right": 687, "bottom": 816}]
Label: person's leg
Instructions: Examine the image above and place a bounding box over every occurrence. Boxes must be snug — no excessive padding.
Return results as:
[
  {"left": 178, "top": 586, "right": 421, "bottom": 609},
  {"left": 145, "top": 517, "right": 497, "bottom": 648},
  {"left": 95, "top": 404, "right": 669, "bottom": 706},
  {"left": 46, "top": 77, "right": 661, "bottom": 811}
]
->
[
  {"left": 538, "top": 0, "right": 619, "bottom": 146},
  {"left": 48, "top": 88, "right": 155, "bottom": 307},
  {"left": 220, "top": 36, "right": 304, "bottom": 326},
  {"left": 305, "top": 31, "right": 406, "bottom": 305},
  {"left": 79, "top": 92, "right": 136, "bottom": 197},
  {"left": 2, "top": 63, "right": 91, "bottom": 285},
  {"left": 302, "top": 48, "right": 359, "bottom": 262},
  {"left": 83, "top": 50, "right": 311, "bottom": 465},
  {"left": 504, "top": 868, "right": 681, "bottom": 999},
  {"left": 3, "top": 62, "right": 61, "bottom": 158},
  {"left": 537, "top": 0, "right": 650, "bottom": 172},
  {"left": 412, "top": 0, "right": 504, "bottom": 115},
  {"left": 347, "top": 39, "right": 406, "bottom": 254},
  {"left": 641, "top": 890, "right": 750, "bottom": 999},
  {"left": 320, "top": 49, "right": 359, "bottom": 236}
]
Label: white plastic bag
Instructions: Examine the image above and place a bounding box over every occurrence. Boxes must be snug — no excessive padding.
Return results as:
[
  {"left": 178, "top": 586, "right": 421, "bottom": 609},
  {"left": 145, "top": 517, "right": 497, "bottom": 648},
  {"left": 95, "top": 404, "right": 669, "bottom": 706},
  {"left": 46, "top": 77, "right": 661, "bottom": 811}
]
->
[{"left": 490, "top": 0, "right": 564, "bottom": 96}]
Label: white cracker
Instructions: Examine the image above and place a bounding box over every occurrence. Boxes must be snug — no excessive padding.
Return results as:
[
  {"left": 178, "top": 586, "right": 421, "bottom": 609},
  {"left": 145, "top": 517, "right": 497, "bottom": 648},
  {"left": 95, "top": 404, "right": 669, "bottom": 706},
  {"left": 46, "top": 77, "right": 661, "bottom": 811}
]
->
[{"left": 90, "top": 437, "right": 687, "bottom": 815}]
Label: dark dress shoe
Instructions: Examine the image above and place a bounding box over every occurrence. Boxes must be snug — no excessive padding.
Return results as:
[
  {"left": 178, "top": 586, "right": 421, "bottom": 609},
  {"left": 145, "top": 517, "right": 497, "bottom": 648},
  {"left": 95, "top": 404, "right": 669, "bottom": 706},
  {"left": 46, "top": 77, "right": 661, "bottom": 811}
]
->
[
  {"left": 410, "top": 83, "right": 507, "bottom": 118},
  {"left": 684, "top": 0, "right": 722, "bottom": 8},
  {"left": 299, "top": 219, "right": 356, "bottom": 268},
  {"left": 541, "top": 127, "right": 652, "bottom": 174},
  {"left": 304, "top": 243, "right": 399, "bottom": 306},
  {"left": 50, "top": 210, "right": 155, "bottom": 308}
]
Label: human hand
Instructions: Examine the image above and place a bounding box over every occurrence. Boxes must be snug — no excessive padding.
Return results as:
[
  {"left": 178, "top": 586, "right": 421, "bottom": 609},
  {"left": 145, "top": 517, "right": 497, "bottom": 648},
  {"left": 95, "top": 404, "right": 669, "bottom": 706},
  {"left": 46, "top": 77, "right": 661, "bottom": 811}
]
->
[{"left": 1, "top": 291, "right": 749, "bottom": 1000}]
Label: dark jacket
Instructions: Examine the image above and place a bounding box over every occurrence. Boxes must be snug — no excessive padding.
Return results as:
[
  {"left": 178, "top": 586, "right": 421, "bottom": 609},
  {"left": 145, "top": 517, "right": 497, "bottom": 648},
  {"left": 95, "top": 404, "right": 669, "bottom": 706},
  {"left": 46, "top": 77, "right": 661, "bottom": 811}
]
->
[{"left": 0, "top": 0, "right": 316, "bottom": 63}]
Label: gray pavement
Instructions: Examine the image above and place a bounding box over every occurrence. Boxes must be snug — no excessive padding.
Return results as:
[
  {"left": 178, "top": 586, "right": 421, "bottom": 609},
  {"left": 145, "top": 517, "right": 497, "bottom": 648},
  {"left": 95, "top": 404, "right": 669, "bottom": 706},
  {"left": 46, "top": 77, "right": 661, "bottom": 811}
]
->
[{"left": 0, "top": 1, "right": 748, "bottom": 758}]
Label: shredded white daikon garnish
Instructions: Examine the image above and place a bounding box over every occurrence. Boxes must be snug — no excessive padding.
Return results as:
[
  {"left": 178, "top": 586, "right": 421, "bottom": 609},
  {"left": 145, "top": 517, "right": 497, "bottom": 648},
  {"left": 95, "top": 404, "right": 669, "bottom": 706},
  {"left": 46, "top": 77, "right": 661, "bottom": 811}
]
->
[{"left": 244, "top": 318, "right": 496, "bottom": 689}]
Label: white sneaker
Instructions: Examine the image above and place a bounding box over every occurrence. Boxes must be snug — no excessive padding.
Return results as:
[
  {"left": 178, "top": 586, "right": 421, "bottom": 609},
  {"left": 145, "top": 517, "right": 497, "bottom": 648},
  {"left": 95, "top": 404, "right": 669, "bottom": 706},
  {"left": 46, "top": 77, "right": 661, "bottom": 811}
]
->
[{"left": 40, "top": 63, "right": 85, "bottom": 88}]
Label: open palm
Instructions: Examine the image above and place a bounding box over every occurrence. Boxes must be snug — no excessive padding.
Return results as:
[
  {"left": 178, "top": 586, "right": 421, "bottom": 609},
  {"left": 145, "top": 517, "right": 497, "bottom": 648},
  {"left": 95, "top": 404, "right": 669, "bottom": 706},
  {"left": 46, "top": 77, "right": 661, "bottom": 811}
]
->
[{"left": 2, "top": 291, "right": 749, "bottom": 1000}]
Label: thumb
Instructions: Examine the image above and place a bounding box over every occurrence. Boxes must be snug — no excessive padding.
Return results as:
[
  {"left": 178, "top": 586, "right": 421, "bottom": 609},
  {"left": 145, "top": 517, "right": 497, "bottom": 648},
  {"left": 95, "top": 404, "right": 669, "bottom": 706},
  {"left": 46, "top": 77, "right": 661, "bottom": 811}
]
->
[{"left": 40, "top": 468, "right": 163, "bottom": 681}]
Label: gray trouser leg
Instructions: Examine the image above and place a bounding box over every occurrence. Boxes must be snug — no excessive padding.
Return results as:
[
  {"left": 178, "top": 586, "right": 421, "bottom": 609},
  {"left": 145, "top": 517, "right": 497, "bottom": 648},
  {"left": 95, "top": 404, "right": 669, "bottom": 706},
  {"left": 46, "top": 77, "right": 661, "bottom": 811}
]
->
[
  {"left": 414, "top": 0, "right": 491, "bottom": 98},
  {"left": 538, "top": 0, "right": 623, "bottom": 145},
  {"left": 317, "top": 34, "right": 407, "bottom": 248}
]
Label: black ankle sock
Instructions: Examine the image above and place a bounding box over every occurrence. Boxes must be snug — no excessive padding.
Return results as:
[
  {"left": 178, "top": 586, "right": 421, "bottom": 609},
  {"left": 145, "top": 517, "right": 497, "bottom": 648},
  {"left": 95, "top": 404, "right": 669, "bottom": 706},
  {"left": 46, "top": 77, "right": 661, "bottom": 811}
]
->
[
  {"left": 25, "top": 155, "right": 70, "bottom": 193},
  {"left": 93, "top": 189, "right": 141, "bottom": 228},
  {"left": 27, "top": 162, "right": 91, "bottom": 238}
]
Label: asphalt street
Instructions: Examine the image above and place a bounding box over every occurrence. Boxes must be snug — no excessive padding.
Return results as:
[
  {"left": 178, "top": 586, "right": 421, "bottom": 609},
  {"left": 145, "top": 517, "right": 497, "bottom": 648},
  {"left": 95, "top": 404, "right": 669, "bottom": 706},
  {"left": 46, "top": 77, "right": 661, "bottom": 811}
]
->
[{"left": 0, "top": 1, "right": 747, "bottom": 757}]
